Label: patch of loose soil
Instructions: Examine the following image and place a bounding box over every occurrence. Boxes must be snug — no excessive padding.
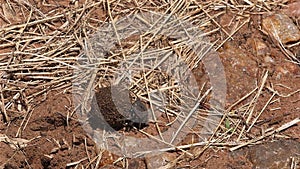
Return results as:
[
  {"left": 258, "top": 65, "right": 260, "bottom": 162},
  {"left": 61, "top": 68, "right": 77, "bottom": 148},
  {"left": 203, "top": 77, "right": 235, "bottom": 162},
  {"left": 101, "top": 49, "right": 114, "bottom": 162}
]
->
[{"left": 0, "top": 91, "right": 98, "bottom": 169}]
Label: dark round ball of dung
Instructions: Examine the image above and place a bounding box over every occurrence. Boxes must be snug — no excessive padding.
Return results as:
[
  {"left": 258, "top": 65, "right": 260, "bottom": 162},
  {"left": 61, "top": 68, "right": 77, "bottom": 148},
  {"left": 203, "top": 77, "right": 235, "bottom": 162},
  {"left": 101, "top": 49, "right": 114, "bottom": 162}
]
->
[{"left": 88, "top": 86, "right": 148, "bottom": 131}]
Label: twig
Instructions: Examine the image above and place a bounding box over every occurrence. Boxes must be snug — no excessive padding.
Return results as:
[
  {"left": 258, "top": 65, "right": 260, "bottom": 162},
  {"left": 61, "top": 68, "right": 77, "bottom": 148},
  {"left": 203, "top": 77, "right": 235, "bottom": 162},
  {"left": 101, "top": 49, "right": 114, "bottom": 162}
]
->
[{"left": 230, "top": 118, "right": 300, "bottom": 151}]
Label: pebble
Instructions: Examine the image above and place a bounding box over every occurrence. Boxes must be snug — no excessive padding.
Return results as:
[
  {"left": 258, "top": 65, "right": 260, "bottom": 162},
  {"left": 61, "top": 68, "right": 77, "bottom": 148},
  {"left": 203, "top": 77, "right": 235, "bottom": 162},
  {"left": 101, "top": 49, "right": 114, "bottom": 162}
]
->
[
  {"left": 145, "top": 152, "right": 177, "bottom": 168},
  {"left": 249, "top": 38, "right": 269, "bottom": 56},
  {"left": 232, "top": 139, "right": 300, "bottom": 169},
  {"left": 262, "top": 14, "right": 300, "bottom": 44},
  {"left": 264, "top": 56, "right": 275, "bottom": 63}
]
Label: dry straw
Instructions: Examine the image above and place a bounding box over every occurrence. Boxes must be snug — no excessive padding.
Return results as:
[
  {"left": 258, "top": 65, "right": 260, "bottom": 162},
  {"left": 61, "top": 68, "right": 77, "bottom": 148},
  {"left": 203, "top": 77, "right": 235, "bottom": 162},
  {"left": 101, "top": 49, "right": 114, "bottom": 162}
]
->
[{"left": 0, "top": 0, "right": 298, "bottom": 168}]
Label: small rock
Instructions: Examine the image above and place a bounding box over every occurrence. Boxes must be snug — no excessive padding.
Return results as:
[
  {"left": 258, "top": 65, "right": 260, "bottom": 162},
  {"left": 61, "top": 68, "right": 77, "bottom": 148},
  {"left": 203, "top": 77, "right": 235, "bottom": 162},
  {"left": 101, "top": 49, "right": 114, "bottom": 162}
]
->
[
  {"left": 219, "top": 42, "right": 257, "bottom": 104},
  {"left": 145, "top": 152, "right": 177, "bottom": 168},
  {"left": 232, "top": 139, "right": 300, "bottom": 169},
  {"left": 264, "top": 56, "right": 275, "bottom": 63},
  {"left": 249, "top": 38, "right": 269, "bottom": 56},
  {"left": 262, "top": 14, "right": 300, "bottom": 44},
  {"left": 275, "top": 61, "right": 299, "bottom": 79}
]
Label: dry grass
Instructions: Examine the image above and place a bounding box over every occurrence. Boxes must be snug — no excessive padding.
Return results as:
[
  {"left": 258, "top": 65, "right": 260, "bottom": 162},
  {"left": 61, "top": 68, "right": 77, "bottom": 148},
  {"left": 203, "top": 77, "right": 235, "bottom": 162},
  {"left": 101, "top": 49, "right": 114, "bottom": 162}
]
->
[{"left": 0, "top": 0, "right": 299, "bottom": 168}]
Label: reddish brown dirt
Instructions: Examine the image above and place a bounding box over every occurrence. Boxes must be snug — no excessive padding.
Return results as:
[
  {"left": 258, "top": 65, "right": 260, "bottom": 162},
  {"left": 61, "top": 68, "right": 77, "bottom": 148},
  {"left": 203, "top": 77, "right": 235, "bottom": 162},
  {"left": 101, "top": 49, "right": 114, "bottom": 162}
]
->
[
  {"left": 0, "top": 91, "right": 97, "bottom": 168},
  {"left": 0, "top": 0, "right": 299, "bottom": 169}
]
